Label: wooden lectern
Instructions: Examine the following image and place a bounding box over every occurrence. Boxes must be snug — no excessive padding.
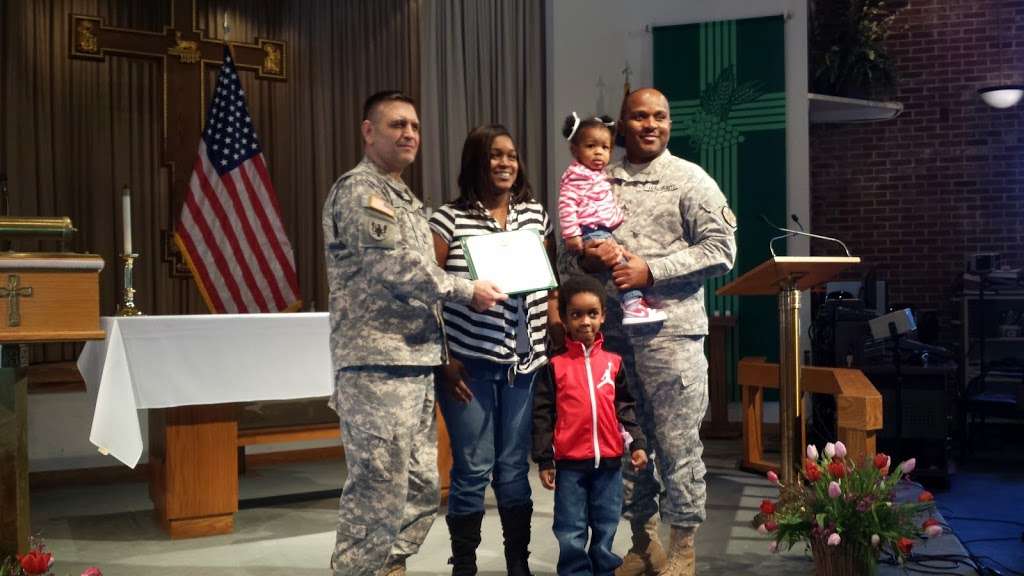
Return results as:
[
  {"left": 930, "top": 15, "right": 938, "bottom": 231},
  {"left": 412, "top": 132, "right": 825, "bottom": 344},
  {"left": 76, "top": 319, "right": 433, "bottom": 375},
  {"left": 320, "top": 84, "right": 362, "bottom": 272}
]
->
[
  {"left": 0, "top": 253, "right": 104, "bottom": 556},
  {"left": 718, "top": 256, "right": 859, "bottom": 483}
]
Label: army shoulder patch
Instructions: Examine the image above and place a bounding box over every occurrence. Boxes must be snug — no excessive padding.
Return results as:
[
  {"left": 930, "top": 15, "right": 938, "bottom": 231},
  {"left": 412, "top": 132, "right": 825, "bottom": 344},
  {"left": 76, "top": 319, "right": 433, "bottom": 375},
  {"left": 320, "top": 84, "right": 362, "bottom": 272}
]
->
[
  {"left": 359, "top": 194, "right": 398, "bottom": 249},
  {"left": 721, "top": 206, "right": 738, "bottom": 228}
]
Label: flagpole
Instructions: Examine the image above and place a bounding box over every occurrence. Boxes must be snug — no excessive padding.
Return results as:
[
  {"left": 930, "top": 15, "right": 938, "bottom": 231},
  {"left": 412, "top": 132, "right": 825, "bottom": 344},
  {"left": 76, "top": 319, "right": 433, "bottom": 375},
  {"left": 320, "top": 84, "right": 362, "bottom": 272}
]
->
[{"left": 223, "top": 12, "right": 234, "bottom": 58}]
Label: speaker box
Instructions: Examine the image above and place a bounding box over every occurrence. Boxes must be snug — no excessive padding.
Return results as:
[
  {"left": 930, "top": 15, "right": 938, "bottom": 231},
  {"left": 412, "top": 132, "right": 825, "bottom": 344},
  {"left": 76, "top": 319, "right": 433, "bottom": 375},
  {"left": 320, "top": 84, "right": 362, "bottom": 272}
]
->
[{"left": 861, "top": 366, "right": 954, "bottom": 487}]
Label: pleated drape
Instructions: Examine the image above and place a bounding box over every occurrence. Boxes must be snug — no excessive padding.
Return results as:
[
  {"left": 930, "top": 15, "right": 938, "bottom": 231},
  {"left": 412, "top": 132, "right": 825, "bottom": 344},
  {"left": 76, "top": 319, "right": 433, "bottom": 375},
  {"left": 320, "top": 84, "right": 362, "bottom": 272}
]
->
[{"left": 1, "top": 0, "right": 421, "bottom": 363}]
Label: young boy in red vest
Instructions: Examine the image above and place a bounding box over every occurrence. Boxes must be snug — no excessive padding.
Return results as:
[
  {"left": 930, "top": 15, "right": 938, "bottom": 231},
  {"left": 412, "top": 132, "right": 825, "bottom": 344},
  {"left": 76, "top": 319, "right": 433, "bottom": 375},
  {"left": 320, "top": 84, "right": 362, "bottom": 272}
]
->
[{"left": 533, "top": 275, "right": 648, "bottom": 575}]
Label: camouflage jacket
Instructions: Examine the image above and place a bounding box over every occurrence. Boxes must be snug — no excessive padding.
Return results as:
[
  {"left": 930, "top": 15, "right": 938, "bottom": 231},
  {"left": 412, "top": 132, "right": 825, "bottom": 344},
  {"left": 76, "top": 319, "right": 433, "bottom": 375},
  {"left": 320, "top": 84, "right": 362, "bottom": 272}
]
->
[
  {"left": 322, "top": 158, "right": 475, "bottom": 368},
  {"left": 560, "top": 150, "right": 737, "bottom": 336}
]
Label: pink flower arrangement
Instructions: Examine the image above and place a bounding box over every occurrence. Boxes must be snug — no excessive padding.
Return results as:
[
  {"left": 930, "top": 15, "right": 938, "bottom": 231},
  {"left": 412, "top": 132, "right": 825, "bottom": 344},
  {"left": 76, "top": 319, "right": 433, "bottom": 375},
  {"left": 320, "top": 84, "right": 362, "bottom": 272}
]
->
[{"left": 753, "top": 443, "right": 940, "bottom": 570}]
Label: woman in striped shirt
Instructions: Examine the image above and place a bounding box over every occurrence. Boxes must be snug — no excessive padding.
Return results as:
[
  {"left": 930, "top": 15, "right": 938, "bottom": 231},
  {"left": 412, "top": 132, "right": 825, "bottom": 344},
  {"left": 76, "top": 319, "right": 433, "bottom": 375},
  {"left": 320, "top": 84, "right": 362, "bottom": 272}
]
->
[{"left": 429, "top": 124, "right": 558, "bottom": 576}]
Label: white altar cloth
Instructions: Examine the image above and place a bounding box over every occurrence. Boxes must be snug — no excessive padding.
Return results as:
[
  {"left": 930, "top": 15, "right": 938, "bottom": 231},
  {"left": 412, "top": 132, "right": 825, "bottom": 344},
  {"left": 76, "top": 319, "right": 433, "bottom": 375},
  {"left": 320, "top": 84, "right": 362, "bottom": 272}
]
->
[{"left": 78, "top": 313, "right": 334, "bottom": 468}]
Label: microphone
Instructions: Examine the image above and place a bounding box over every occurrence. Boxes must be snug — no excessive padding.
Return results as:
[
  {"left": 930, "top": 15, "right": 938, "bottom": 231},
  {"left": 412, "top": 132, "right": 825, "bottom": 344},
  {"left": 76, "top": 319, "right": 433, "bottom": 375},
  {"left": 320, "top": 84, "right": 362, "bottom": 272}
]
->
[{"left": 760, "top": 214, "right": 852, "bottom": 258}]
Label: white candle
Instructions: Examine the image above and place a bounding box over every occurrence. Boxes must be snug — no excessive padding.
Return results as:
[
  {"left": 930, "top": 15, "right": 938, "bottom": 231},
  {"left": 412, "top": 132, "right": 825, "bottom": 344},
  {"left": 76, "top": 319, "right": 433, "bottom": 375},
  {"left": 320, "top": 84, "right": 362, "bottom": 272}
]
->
[{"left": 122, "top": 185, "right": 132, "bottom": 255}]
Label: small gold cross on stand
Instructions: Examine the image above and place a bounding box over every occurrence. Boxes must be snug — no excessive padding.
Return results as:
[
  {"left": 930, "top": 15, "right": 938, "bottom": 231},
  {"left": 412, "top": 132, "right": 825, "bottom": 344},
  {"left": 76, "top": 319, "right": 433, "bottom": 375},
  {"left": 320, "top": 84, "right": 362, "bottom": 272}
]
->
[
  {"left": 0, "top": 274, "right": 32, "bottom": 326},
  {"left": 116, "top": 254, "right": 143, "bottom": 316}
]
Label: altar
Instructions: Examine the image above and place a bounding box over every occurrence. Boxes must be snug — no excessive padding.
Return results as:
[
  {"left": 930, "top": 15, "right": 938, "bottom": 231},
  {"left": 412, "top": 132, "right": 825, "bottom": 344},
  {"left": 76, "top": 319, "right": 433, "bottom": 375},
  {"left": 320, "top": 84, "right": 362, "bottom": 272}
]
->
[
  {"left": 79, "top": 313, "right": 335, "bottom": 538},
  {"left": 79, "top": 312, "right": 455, "bottom": 539},
  {"left": 79, "top": 313, "right": 334, "bottom": 468}
]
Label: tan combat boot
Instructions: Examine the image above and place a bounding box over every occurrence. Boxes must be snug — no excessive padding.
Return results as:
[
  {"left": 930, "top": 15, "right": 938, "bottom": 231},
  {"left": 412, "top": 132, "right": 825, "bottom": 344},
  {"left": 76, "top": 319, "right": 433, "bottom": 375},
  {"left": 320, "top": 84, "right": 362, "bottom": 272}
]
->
[
  {"left": 377, "top": 562, "right": 406, "bottom": 576},
  {"left": 662, "top": 526, "right": 696, "bottom": 576},
  {"left": 614, "top": 517, "right": 668, "bottom": 576}
]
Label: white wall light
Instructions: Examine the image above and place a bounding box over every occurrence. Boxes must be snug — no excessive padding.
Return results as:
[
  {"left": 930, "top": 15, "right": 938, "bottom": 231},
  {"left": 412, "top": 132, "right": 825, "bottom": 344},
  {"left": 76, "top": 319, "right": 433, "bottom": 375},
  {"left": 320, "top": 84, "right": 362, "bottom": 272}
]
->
[{"left": 978, "top": 85, "right": 1024, "bottom": 109}]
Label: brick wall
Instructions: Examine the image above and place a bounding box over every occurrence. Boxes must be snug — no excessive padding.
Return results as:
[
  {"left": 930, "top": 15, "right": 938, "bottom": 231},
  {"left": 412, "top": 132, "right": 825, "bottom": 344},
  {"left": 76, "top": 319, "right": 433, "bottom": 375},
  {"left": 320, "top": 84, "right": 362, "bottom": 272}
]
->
[{"left": 810, "top": 0, "right": 1024, "bottom": 333}]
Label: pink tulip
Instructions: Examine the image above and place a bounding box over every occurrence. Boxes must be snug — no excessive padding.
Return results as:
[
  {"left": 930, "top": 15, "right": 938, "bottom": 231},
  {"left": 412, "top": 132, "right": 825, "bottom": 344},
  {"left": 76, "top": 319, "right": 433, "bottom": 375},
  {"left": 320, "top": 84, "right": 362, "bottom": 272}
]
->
[
  {"left": 807, "top": 444, "right": 819, "bottom": 460},
  {"left": 767, "top": 470, "right": 780, "bottom": 486},
  {"left": 758, "top": 523, "right": 769, "bottom": 535},
  {"left": 827, "top": 533, "right": 842, "bottom": 546},
  {"left": 925, "top": 524, "right": 942, "bottom": 538},
  {"left": 901, "top": 458, "right": 917, "bottom": 475},
  {"left": 828, "top": 481, "right": 842, "bottom": 499},
  {"left": 834, "top": 441, "right": 847, "bottom": 459},
  {"left": 871, "top": 534, "right": 880, "bottom": 547},
  {"left": 769, "top": 541, "right": 779, "bottom": 553},
  {"left": 824, "top": 442, "right": 836, "bottom": 459},
  {"left": 81, "top": 569, "right": 103, "bottom": 576}
]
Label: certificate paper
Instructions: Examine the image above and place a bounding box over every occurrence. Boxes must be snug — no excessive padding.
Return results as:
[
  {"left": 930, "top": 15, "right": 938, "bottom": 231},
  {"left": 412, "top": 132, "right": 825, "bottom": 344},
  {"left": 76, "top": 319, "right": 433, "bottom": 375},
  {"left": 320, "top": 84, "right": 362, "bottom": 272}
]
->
[{"left": 460, "top": 230, "right": 557, "bottom": 295}]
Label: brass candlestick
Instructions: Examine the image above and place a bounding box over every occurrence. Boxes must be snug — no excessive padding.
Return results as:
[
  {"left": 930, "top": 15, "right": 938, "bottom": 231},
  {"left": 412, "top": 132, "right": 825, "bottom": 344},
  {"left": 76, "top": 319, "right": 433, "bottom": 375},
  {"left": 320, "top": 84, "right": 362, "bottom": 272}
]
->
[{"left": 116, "top": 253, "right": 143, "bottom": 316}]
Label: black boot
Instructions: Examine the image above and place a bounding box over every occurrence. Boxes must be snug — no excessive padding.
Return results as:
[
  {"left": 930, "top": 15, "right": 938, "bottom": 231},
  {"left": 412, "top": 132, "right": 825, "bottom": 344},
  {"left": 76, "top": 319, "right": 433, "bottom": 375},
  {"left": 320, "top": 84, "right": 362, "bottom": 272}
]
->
[
  {"left": 446, "top": 511, "right": 484, "bottom": 576},
  {"left": 498, "top": 502, "right": 533, "bottom": 576}
]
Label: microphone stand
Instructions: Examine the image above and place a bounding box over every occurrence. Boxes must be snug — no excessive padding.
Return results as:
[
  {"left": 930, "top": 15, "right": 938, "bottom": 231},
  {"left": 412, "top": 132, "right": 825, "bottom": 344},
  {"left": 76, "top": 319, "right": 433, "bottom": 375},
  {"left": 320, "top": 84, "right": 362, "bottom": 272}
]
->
[{"left": 762, "top": 215, "right": 853, "bottom": 258}]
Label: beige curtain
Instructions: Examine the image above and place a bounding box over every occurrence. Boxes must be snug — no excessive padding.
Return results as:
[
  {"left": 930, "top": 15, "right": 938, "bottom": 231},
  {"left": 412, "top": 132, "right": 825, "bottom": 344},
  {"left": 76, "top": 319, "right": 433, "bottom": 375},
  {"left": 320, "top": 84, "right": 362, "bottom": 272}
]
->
[
  {"left": 1, "top": 0, "right": 421, "bottom": 363},
  {"left": 419, "top": 0, "right": 548, "bottom": 208}
]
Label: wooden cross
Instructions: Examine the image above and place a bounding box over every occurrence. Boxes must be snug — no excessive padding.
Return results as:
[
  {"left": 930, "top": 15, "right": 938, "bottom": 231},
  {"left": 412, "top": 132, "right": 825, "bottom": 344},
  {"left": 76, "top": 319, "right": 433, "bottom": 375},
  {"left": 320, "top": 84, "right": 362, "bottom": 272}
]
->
[
  {"left": 0, "top": 275, "right": 32, "bottom": 327},
  {"left": 68, "top": 0, "right": 287, "bottom": 272}
]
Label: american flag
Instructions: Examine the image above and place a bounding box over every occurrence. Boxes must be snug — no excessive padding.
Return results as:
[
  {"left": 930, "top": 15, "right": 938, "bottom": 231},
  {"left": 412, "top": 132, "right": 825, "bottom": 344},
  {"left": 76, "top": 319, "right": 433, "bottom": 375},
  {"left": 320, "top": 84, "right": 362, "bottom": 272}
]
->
[{"left": 174, "top": 47, "right": 301, "bottom": 313}]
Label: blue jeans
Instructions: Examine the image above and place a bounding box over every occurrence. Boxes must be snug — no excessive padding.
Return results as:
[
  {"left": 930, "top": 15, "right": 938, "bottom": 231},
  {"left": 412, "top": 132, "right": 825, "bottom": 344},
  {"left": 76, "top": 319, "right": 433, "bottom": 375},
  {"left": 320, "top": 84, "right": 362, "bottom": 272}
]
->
[
  {"left": 582, "top": 227, "right": 642, "bottom": 304},
  {"left": 437, "top": 354, "right": 536, "bottom": 516},
  {"left": 553, "top": 466, "right": 624, "bottom": 576}
]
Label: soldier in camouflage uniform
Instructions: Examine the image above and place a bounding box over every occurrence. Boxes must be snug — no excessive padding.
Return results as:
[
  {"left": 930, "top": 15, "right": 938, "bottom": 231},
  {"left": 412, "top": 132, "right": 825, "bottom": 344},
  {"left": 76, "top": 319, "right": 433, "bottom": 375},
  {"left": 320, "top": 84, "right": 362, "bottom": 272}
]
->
[
  {"left": 322, "top": 91, "right": 505, "bottom": 576},
  {"left": 560, "top": 88, "right": 737, "bottom": 576}
]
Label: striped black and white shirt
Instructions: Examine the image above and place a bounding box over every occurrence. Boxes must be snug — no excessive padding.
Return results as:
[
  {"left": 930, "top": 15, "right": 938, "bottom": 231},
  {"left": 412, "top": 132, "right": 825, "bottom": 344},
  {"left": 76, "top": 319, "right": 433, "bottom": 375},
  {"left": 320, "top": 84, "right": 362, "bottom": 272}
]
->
[{"left": 428, "top": 200, "right": 552, "bottom": 374}]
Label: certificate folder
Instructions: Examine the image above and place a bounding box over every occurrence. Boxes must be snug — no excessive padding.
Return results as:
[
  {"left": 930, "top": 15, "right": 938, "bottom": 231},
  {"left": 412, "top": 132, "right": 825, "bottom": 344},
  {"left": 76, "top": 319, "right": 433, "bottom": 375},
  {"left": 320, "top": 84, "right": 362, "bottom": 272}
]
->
[{"left": 460, "top": 229, "right": 557, "bottom": 295}]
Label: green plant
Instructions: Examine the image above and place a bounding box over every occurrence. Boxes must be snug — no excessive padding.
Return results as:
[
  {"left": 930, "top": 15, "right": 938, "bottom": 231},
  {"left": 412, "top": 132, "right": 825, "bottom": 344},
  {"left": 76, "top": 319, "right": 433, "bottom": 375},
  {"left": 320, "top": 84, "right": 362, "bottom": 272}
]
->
[
  {"left": 753, "top": 442, "right": 940, "bottom": 574},
  {"left": 810, "top": 0, "right": 907, "bottom": 98},
  {"left": 1, "top": 557, "right": 22, "bottom": 576}
]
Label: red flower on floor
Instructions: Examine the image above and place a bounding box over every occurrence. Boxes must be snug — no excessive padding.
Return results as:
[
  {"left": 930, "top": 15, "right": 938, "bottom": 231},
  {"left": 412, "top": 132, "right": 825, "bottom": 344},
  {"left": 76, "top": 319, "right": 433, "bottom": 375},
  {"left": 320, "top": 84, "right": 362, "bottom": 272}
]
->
[
  {"left": 17, "top": 546, "right": 54, "bottom": 575},
  {"left": 760, "top": 499, "right": 776, "bottom": 515},
  {"left": 804, "top": 458, "right": 822, "bottom": 482},
  {"left": 897, "top": 537, "right": 914, "bottom": 555},
  {"left": 918, "top": 490, "right": 934, "bottom": 503}
]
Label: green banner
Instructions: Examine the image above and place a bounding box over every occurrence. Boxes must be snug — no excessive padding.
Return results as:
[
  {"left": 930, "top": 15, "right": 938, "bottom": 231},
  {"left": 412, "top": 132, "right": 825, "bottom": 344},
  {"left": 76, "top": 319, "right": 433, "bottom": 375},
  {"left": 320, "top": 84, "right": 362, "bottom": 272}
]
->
[{"left": 654, "top": 16, "right": 787, "bottom": 395}]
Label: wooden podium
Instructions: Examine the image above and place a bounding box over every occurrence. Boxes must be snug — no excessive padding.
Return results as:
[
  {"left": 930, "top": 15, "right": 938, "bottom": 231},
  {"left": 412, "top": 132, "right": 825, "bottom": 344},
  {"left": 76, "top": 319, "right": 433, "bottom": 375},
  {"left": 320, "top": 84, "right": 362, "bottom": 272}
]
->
[
  {"left": 718, "top": 256, "right": 859, "bottom": 483},
  {"left": 0, "top": 253, "right": 104, "bottom": 556}
]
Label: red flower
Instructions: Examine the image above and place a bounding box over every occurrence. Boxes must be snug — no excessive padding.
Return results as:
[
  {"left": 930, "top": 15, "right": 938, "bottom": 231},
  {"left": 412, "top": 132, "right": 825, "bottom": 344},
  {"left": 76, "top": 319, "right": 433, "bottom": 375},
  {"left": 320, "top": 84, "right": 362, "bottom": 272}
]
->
[
  {"left": 765, "top": 520, "right": 779, "bottom": 532},
  {"left": 918, "top": 490, "right": 934, "bottom": 503},
  {"left": 828, "top": 460, "right": 846, "bottom": 479},
  {"left": 874, "top": 453, "right": 891, "bottom": 476},
  {"left": 804, "top": 458, "right": 822, "bottom": 482},
  {"left": 922, "top": 518, "right": 941, "bottom": 529},
  {"left": 897, "top": 537, "right": 914, "bottom": 555},
  {"left": 760, "top": 499, "right": 776, "bottom": 515},
  {"left": 873, "top": 453, "right": 889, "bottom": 469},
  {"left": 17, "top": 547, "right": 53, "bottom": 575}
]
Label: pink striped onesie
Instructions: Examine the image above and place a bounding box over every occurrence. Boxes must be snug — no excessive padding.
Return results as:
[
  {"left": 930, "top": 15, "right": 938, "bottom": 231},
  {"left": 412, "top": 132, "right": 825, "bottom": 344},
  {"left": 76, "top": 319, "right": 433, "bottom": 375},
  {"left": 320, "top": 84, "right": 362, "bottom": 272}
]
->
[{"left": 558, "top": 161, "right": 624, "bottom": 239}]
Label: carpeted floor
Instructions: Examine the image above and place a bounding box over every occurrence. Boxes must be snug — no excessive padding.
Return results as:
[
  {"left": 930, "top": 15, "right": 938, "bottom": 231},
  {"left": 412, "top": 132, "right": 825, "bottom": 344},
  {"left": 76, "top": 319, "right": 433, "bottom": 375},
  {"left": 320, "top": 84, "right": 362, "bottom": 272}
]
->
[{"left": 25, "top": 436, "right": 1022, "bottom": 575}]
